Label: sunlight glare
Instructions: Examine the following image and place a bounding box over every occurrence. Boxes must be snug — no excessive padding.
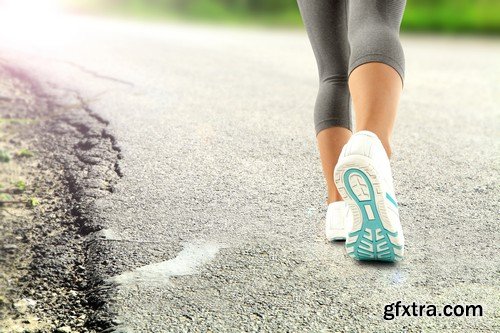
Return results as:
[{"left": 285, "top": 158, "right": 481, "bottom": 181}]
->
[{"left": 0, "top": 0, "right": 72, "bottom": 48}]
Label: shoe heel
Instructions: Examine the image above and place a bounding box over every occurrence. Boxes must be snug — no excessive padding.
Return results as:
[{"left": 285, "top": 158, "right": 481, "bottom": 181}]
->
[{"left": 334, "top": 156, "right": 403, "bottom": 262}]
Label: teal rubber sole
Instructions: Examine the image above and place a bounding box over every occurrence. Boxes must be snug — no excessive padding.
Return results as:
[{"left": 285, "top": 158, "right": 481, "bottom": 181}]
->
[{"left": 341, "top": 168, "right": 402, "bottom": 262}]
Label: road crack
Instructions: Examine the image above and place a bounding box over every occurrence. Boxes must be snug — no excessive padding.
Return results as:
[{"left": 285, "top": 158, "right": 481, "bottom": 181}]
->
[
  {"left": 1, "top": 64, "right": 123, "bottom": 331},
  {"left": 59, "top": 60, "right": 134, "bottom": 87}
]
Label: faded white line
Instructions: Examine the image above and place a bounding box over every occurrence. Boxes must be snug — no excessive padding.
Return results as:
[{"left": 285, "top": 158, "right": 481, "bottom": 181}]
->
[{"left": 109, "top": 240, "right": 222, "bottom": 285}]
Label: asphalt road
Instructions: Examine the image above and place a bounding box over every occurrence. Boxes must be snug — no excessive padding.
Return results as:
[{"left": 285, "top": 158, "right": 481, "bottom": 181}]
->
[{"left": 1, "top": 13, "right": 499, "bottom": 332}]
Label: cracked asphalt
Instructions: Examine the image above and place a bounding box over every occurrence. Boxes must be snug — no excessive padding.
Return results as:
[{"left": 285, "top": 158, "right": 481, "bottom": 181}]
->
[{"left": 1, "top": 14, "right": 499, "bottom": 332}]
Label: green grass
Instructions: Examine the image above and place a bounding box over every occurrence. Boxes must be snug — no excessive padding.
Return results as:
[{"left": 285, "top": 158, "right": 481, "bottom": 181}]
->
[
  {"left": 14, "top": 180, "right": 26, "bottom": 192},
  {"left": 0, "top": 150, "right": 10, "bottom": 163},
  {"left": 16, "top": 148, "right": 34, "bottom": 158},
  {"left": 0, "top": 193, "right": 13, "bottom": 203},
  {"left": 61, "top": 0, "right": 302, "bottom": 27},
  {"left": 28, "top": 197, "right": 40, "bottom": 208},
  {"left": 403, "top": 1, "right": 500, "bottom": 33},
  {"left": 60, "top": 0, "right": 500, "bottom": 33}
]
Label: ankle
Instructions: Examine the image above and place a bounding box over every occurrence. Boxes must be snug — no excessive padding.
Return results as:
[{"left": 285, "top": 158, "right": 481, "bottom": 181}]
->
[
  {"left": 355, "top": 128, "right": 392, "bottom": 158},
  {"left": 381, "top": 140, "right": 392, "bottom": 158},
  {"left": 327, "top": 194, "right": 344, "bottom": 205}
]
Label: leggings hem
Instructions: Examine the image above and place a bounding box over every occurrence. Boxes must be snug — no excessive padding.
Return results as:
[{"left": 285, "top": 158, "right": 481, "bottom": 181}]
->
[
  {"left": 315, "top": 119, "right": 352, "bottom": 136},
  {"left": 348, "top": 53, "right": 405, "bottom": 87}
]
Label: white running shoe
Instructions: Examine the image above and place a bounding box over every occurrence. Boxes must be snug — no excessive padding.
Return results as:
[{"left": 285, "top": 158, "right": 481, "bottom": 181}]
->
[
  {"left": 325, "top": 201, "right": 352, "bottom": 241},
  {"left": 334, "top": 131, "right": 404, "bottom": 261}
]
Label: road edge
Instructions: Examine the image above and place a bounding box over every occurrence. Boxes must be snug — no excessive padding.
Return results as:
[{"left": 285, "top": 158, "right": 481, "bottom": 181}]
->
[{"left": 0, "top": 64, "right": 123, "bottom": 332}]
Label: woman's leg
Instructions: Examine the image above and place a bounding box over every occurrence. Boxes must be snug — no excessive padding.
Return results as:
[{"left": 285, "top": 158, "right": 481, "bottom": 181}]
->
[
  {"left": 347, "top": 0, "right": 406, "bottom": 156},
  {"left": 333, "top": 0, "right": 406, "bottom": 261},
  {"left": 349, "top": 63, "right": 401, "bottom": 157},
  {"left": 317, "top": 127, "right": 352, "bottom": 203},
  {"left": 296, "top": 0, "right": 352, "bottom": 204}
]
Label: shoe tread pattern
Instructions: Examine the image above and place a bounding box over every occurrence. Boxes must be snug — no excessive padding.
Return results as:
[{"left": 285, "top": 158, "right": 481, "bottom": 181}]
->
[{"left": 334, "top": 156, "right": 403, "bottom": 262}]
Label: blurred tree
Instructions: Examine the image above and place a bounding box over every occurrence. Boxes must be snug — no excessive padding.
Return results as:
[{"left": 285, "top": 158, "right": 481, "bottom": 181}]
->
[{"left": 59, "top": 0, "right": 500, "bottom": 33}]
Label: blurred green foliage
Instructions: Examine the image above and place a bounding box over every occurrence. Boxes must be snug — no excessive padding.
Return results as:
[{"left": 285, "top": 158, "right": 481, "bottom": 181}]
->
[{"left": 62, "top": 0, "right": 500, "bottom": 33}]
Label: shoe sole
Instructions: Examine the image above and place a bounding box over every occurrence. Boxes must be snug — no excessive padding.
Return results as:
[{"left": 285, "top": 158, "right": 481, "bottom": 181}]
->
[{"left": 334, "top": 155, "right": 404, "bottom": 262}]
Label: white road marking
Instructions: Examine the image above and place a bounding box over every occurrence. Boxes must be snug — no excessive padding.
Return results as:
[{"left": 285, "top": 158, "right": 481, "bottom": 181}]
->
[{"left": 109, "top": 241, "right": 222, "bottom": 285}]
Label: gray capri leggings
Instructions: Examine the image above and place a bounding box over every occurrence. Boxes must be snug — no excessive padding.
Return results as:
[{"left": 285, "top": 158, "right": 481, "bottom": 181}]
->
[{"left": 297, "top": 0, "right": 406, "bottom": 134}]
